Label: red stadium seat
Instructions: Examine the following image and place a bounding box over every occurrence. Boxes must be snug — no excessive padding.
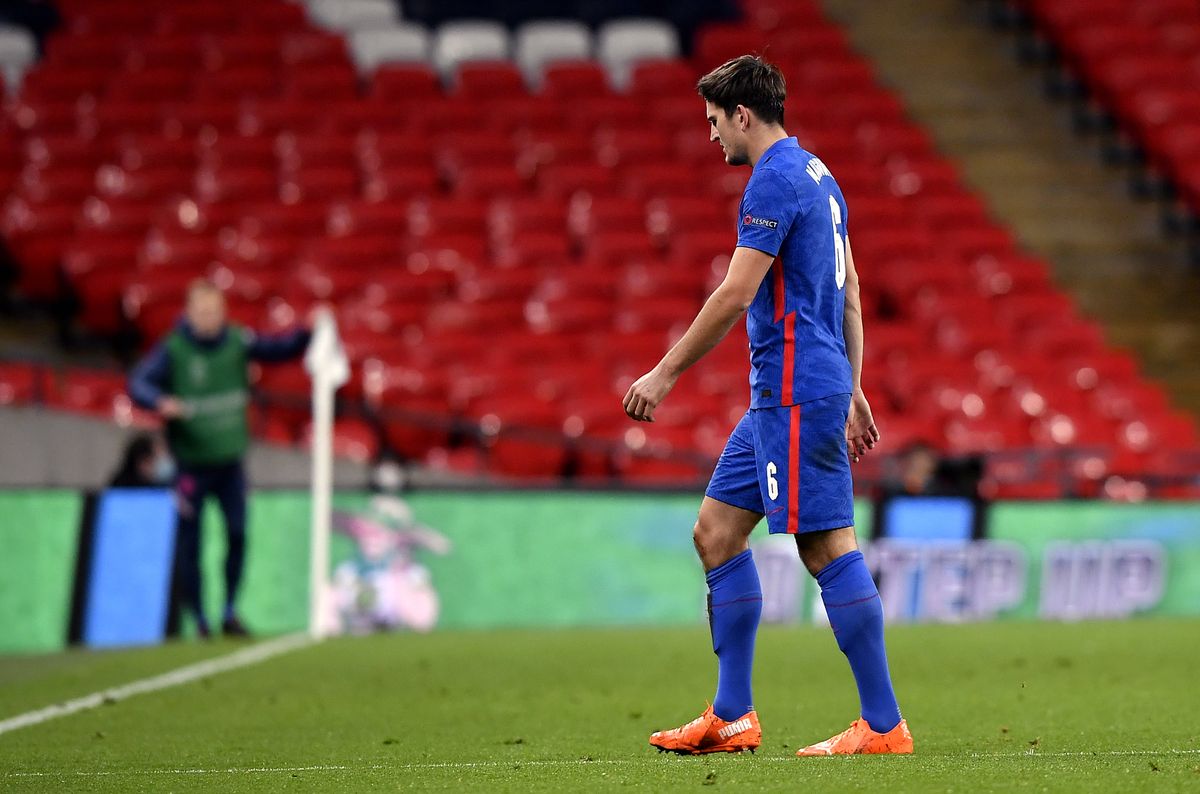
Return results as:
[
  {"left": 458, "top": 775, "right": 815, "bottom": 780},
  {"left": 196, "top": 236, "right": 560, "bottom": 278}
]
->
[
  {"left": 166, "top": 102, "right": 241, "bottom": 136},
  {"left": 741, "top": 0, "right": 828, "bottom": 31},
  {"left": 106, "top": 67, "right": 193, "bottom": 104},
  {"left": 483, "top": 96, "right": 563, "bottom": 135},
  {"left": 488, "top": 196, "right": 569, "bottom": 241},
  {"left": 42, "top": 36, "right": 124, "bottom": 74},
  {"left": 239, "top": 98, "right": 323, "bottom": 135},
  {"left": 537, "top": 269, "right": 621, "bottom": 301},
  {"left": 542, "top": 62, "right": 612, "bottom": 98},
  {"left": 283, "top": 64, "right": 360, "bottom": 102},
  {"left": 646, "top": 197, "right": 727, "bottom": 244},
  {"left": 439, "top": 132, "right": 518, "bottom": 173},
  {"left": 567, "top": 97, "right": 647, "bottom": 132},
  {"left": 301, "top": 418, "right": 380, "bottom": 464},
  {"left": 280, "top": 165, "right": 360, "bottom": 202},
  {"left": 594, "top": 132, "right": 672, "bottom": 170},
  {"left": 240, "top": 2, "right": 309, "bottom": 32},
  {"left": 415, "top": 96, "right": 484, "bottom": 133},
  {"left": 407, "top": 196, "right": 487, "bottom": 239},
  {"left": 517, "top": 130, "right": 595, "bottom": 174},
  {"left": 583, "top": 229, "right": 656, "bottom": 264},
  {"left": 628, "top": 60, "right": 698, "bottom": 99},
  {"left": 537, "top": 163, "right": 615, "bottom": 198},
  {"left": 570, "top": 195, "right": 645, "bottom": 240},
  {"left": 693, "top": 24, "right": 770, "bottom": 69},
  {"left": 14, "top": 166, "right": 96, "bottom": 203},
  {"left": 488, "top": 433, "right": 569, "bottom": 478},
  {"left": 194, "top": 165, "right": 278, "bottom": 203},
  {"left": 199, "top": 134, "right": 275, "bottom": 170},
  {"left": 526, "top": 295, "right": 615, "bottom": 334},
  {"left": 621, "top": 163, "right": 710, "bottom": 200},
  {"left": 450, "top": 164, "right": 525, "bottom": 197},
  {"left": 362, "top": 164, "right": 441, "bottom": 201},
  {"left": 202, "top": 36, "right": 281, "bottom": 73},
  {"left": 281, "top": 31, "right": 348, "bottom": 68},
  {"left": 0, "top": 362, "right": 41, "bottom": 405},
  {"left": 454, "top": 62, "right": 528, "bottom": 99},
  {"left": 494, "top": 231, "right": 571, "bottom": 268},
  {"left": 139, "top": 229, "right": 217, "bottom": 272},
  {"left": 46, "top": 369, "right": 129, "bottom": 420},
  {"left": 370, "top": 65, "right": 442, "bottom": 101}
]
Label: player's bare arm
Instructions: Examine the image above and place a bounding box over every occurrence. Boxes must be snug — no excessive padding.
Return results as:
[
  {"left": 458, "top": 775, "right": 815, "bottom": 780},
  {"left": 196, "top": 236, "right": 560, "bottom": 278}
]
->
[
  {"left": 841, "top": 238, "right": 880, "bottom": 462},
  {"left": 622, "top": 246, "right": 777, "bottom": 423}
]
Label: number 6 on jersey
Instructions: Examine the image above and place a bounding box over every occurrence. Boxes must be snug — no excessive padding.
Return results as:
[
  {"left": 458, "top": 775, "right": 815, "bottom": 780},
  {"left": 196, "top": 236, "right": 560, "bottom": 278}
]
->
[{"left": 829, "top": 195, "right": 847, "bottom": 289}]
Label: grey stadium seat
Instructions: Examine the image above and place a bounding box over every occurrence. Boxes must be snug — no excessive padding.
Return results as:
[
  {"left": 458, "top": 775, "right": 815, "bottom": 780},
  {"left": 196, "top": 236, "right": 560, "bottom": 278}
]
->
[
  {"left": 596, "top": 18, "right": 680, "bottom": 88},
  {"left": 432, "top": 20, "right": 509, "bottom": 78},
  {"left": 514, "top": 20, "right": 592, "bottom": 86},
  {"left": 349, "top": 25, "right": 431, "bottom": 74},
  {"left": 0, "top": 25, "right": 36, "bottom": 89},
  {"left": 307, "top": 0, "right": 400, "bottom": 31}
]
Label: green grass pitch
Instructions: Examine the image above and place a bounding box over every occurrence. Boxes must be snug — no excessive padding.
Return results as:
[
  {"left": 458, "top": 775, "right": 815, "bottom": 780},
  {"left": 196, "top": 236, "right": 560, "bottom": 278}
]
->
[{"left": 1, "top": 619, "right": 1198, "bottom": 792}]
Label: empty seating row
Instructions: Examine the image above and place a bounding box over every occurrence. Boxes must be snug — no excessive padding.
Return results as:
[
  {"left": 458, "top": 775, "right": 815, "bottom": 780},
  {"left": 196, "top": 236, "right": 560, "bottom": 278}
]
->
[
  {"left": 1016, "top": 0, "right": 1200, "bottom": 213},
  {"left": 340, "top": 17, "right": 678, "bottom": 84},
  {"left": 0, "top": 0, "right": 1194, "bottom": 494}
]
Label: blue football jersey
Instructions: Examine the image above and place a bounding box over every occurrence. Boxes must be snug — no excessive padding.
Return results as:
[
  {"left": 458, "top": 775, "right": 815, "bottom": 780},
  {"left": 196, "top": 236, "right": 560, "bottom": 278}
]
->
[{"left": 735, "top": 137, "right": 853, "bottom": 409}]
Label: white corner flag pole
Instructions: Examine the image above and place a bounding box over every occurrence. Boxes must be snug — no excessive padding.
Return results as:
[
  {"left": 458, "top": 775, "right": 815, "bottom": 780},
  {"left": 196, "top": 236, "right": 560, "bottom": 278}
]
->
[{"left": 303, "top": 308, "right": 349, "bottom": 640}]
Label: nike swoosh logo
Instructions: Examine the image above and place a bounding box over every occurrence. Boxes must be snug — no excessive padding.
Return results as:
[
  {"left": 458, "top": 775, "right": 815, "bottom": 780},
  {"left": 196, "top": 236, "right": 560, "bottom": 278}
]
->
[{"left": 767, "top": 506, "right": 785, "bottom": 516}]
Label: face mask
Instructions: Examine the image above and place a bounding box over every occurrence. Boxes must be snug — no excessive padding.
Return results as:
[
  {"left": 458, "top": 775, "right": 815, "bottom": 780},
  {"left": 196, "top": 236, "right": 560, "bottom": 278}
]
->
[{"left": 153, "top": 455, "right": 177, "bottom": 484}]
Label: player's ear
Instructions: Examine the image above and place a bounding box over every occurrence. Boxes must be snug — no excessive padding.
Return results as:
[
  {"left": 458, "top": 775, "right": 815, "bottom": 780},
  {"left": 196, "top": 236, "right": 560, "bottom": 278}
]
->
[{"left": 735, "top": 105, "right": 750, "bottom": 131}]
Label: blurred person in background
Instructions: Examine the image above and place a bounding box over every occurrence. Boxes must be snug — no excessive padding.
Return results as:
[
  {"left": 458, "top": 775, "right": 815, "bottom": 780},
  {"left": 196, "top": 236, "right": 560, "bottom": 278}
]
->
[
  {"left": 890, "top": 441, "right": 940, "bottom": 496},
  {"left": 127, "top": 279, "right": 312, "bottom": 638},
  {"left": 885, "top": 441, "right": 983, "bottom": 498},
  {"left": 108, "top": 432, "right": 174, "bottom": 488}
]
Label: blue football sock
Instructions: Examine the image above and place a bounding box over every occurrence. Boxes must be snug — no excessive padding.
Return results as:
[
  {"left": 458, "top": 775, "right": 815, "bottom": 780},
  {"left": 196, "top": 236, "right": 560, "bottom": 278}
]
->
[
  {"left": 223, "top": 603, "right": 236, "bottom": 622},
  {"left": 817, "top": 550, "right": 902, "bottom": 734},
  {"left": 707, "top": 549, "right": 763, "bottom": 722}
]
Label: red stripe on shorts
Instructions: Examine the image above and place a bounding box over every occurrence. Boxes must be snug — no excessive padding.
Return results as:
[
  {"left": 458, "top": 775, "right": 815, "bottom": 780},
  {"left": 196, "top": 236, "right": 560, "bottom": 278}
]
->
[{"left": 786, "top": 403, "right": 802, "bottom": 534}]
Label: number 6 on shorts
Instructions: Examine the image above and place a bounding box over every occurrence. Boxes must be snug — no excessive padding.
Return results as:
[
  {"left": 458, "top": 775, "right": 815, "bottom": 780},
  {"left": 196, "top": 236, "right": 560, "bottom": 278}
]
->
[{"left": 766, "top": 461, "right": 779, "bottom": 500}]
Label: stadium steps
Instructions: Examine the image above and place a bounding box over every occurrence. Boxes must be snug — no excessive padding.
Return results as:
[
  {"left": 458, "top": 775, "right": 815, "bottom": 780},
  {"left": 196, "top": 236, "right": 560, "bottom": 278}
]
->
[{"left": 820, "top": 0, "right": 1200, "bottom": 417}]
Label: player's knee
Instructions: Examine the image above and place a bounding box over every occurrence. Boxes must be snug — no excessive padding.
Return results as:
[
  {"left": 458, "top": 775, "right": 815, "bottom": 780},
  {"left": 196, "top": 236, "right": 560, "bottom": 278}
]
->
[
  {"left": 693, "top": 516, "right": 737, "bottom": 568},
  {"left": 693, "top": 518, "right": 722, "bottom": 561},
  {"left": 692, "top": 519, "right": 708, "bottom": 557}
]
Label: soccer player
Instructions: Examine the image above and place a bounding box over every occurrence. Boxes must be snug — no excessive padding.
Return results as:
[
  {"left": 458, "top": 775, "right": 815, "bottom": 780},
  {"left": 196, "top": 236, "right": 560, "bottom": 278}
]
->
[{"left": 622, "top": 56, "right": 912, "bottom": 757}]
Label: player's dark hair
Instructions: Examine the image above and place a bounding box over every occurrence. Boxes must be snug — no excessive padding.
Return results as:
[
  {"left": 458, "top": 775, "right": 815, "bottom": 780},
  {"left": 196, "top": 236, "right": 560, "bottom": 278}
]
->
[{"left": 696, "top": 55, "right": 786, "bottom": 126}]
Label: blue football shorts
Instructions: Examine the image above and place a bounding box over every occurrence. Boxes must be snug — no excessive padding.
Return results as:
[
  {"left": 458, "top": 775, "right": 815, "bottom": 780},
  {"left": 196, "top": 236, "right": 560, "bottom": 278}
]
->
[{"left": 705, "top": 393, "right": 854, "bottom": 534}]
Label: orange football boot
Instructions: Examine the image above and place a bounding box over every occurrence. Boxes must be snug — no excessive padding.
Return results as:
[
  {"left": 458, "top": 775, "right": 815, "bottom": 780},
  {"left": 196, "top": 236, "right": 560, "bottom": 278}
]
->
[
  {"left": 796, "top": 717, "right": 913, "bottom": 756},
  {"left": 649, "top": 704, "right": 762, "bottom": 755}
]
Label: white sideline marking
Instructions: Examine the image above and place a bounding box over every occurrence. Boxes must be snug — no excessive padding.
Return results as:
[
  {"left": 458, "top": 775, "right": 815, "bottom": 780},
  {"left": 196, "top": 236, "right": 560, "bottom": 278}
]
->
[
  {"left": 0, "top": 633, "right": 314, "bottom": 738},
  {"left": 970, "top": 749, "right": 1200, "bottom": 759},
  {"left": 6, "top": 765, "right": 383, "bottom": 778},
  {"left": 5, "top": 750, "right": 1200, "bottom": 779}
]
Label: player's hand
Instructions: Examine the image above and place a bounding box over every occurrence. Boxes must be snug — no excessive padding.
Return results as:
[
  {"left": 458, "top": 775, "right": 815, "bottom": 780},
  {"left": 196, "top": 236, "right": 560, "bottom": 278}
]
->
[
  {"left": 157, "top": 396, "right": 185, "bottom": 419},
  {"left": 622, "top": 365, "right": 677, "bottom": 423},
  {"left": 845, "top": 389, "right": 880, "bottom": 463}
]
